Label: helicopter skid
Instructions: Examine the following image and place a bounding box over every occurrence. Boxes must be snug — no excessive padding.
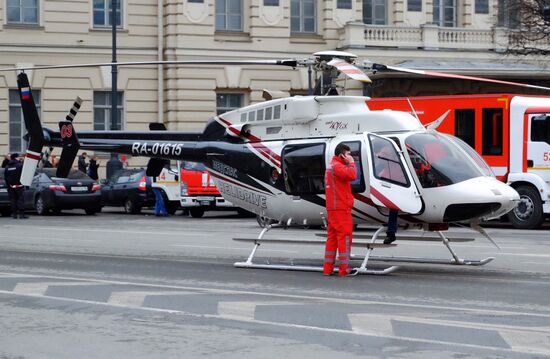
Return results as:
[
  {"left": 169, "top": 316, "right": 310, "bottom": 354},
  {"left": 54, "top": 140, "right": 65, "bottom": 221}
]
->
[
  {"left": 350, "top": 254, "right": 494, "bottom": 266},
  {"left": 233, "top": 262, "right": 399, "bottom": 275}
]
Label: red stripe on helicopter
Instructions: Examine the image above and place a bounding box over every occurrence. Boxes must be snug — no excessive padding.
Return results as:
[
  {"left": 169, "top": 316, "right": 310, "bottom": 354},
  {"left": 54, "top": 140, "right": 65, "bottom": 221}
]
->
[
  {"left": 25, "top": 151, "right": 41, "bottom": 160},
  {"left": 353, "top": 193, "right": 377, "bottom": 207},
  {"left": 370, "top": 187, "right": 400, "bottom": 211}
]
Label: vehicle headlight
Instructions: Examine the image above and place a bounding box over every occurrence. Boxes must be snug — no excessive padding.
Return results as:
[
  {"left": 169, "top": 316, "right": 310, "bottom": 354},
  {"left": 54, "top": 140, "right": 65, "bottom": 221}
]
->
[{"left": 180, "top": 181, "right": 188, "bottom": 196}]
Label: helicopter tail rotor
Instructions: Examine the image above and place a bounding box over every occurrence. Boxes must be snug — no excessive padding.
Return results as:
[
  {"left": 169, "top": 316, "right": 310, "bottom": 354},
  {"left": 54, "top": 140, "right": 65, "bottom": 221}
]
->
[{"left": 17, "top": 72, "right": 44, "bottom": 186}]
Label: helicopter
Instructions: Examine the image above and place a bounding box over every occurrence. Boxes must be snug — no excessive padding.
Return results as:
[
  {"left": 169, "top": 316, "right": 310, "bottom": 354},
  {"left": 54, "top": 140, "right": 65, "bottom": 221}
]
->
[{"left": 3, "top": 50, "right": 544, "bottom": 275}]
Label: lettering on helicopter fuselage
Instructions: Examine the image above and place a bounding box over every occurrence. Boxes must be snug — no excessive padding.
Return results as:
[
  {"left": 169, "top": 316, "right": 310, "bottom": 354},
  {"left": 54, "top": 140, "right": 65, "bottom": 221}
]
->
[
  {"left": 131, "top": 142, "right": 183, "bottom": 157},
  {"left": 212, "top": 160, "right": 238, "bottom": 179},
  {"left": 327, "top": 121, "right": 348, "bottom": 131},
  {"left": 218, "top": 182, "right": 267, "bottom": 208}
]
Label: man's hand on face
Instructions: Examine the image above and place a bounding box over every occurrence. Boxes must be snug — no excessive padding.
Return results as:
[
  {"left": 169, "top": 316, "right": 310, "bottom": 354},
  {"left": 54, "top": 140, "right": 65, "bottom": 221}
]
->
[{"left": 344, "top": 153, "right": 354, "bottom": 164}]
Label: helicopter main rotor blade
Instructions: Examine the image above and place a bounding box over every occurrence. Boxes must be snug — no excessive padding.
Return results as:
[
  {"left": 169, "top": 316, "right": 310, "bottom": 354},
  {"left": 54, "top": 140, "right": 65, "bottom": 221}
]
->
[
  {"left": 0, "top": 59, "right": 299, "bottom": 72},
  {"left": 328, "top": 59, "right": 372, "bottom": 84},
  {"left": 372, "top": 64, "right": 550, "bottom": 92}
]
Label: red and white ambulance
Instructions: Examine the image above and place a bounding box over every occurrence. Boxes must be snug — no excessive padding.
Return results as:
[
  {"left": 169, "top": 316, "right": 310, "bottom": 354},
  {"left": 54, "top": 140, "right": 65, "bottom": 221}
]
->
[{"left": 368, "top": 94, "right": 550, "bottom": 229}]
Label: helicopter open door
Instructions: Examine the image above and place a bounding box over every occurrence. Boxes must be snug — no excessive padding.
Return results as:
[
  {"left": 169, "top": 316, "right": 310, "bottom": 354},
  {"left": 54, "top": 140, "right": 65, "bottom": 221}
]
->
[{"left": 367, "top": 134, "right": 423, "bottom": 215}]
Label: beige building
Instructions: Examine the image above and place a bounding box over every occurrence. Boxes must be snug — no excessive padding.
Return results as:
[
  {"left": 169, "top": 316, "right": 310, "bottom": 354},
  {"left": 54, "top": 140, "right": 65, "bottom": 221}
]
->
[{"left": 0, "top": 0, "right": 548, "bottom": 166}]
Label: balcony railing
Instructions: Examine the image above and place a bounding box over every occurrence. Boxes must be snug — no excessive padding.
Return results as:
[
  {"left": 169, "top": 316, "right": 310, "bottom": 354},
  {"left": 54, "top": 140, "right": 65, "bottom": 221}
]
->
[{"left": 338, "top": 22, "right": 547, "bottom": 52}]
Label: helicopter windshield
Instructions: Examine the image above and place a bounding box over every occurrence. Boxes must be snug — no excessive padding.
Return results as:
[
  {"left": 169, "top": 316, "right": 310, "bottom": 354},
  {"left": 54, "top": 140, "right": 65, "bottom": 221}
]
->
[{"left": 405, "top": 132, "right": 484, "bottom": 188}]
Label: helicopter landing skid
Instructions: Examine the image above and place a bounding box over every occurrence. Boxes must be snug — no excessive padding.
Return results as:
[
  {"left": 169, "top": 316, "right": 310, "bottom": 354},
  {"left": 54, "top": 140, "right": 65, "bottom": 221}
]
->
[
  {"left": 349, "top": 230, "right": 495, "bottom": 267},
  {"left": 233, "top": 225, "right": 399, "bottom": 275}
]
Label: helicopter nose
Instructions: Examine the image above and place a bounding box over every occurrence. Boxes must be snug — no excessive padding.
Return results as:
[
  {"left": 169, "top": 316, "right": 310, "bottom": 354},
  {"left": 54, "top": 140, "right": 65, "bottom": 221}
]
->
[{"left": 440, "top": 177, "right": 519, "bottom": 222}]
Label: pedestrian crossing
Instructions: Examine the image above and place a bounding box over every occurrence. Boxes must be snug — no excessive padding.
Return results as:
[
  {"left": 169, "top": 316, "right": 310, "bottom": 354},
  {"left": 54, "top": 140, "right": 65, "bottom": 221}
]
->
[{"left": 1, "top": 272, "right": 550, "bottom": 356}]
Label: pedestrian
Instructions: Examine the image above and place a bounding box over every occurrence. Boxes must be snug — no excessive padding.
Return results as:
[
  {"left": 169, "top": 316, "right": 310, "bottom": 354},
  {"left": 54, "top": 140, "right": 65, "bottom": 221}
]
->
[
  {"left": 1, "top": 153, "right": 10, "bottom": 168},
  {"left": 4, "top": 153, "right": 27, "bottom": 219},
  {"left": 120, "top": 155, "right": 129, "bottom": 169},
  {"left": 373, "top": 143, "right": 401, "bottom": 244},
  {"left": 152, "top": 183, "right": 168, "bottom": 217},
  {"left": 323, "top": 143, "right": 357, "bottom": 277},
  {"left": 78, "top": 152, "right": 88, "bottom": 173},
  {"left": 88, "top": 155, "right": 99, "bottom": 181}
]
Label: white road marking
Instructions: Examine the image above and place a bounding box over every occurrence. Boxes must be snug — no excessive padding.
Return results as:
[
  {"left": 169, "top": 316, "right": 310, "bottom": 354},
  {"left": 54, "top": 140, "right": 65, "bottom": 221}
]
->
[
  {"left": 108, "top": 291, "right": 197, "bottom": 307},
  {"left": 217, "top": 301, "right": 297, "bottom": 321},
  {"left": 348, "top": 313, "right": 550, "bottom": 355},
  {"left": 13, "top": 281, "right": 102, "bottom": 295}
]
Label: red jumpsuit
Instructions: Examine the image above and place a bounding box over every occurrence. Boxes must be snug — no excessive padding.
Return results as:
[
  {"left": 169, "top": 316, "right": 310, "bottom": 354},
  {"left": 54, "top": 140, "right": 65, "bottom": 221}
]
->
[{"left": 323, "top": 156, "right": 357, "bottom": 276}]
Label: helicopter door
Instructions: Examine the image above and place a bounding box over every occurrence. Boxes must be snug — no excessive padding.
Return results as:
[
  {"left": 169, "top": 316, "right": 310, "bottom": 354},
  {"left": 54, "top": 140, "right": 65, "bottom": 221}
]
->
[{"left": 367, "top": 134, "right": 423, "bottom": 214}]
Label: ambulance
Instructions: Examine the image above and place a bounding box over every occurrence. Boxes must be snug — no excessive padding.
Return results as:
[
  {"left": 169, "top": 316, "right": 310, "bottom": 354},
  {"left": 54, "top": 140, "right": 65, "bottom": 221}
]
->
[{"left": 368, "top": 94, "right": 550, "bottom": 229}]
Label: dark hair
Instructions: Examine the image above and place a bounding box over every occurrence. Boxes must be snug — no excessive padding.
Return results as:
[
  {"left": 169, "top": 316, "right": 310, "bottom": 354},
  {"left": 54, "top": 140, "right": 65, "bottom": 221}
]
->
[
  {"left": 10, "top": 153, "right": 19, "bottom": 160},
  {"left": 334, "top": 143, "right": 350, "bottom": 156}
]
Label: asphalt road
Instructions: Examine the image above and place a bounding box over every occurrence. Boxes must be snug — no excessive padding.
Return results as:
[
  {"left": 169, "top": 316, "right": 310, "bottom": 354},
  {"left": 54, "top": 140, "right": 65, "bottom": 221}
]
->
[{"left": 1, "top": 208, "right": 550, "bottom": 358}]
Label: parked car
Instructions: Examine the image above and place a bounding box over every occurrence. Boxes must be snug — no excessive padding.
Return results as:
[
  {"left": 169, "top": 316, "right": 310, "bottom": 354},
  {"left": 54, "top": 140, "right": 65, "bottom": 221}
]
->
[
  {"left": 0, "top": 172, "right": 11, "bottom": 216},
  {"left": 28, "top": 168, "right": 102, "bottom": 215},
  {"left": 101, "top": 169, "right": 154, "bottom": 214}
]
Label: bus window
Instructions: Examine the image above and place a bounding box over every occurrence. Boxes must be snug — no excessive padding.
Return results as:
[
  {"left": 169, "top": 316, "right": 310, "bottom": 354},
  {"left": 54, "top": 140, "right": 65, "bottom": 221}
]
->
[
  {"left": 455, "top": 109, "right": 475, "bottom": 148},
  {"left": 531, "top": 115, "right": 550, "bottom": 145},
  {"left": 482, "top": 108, "right": 503, "bottom": 156}
]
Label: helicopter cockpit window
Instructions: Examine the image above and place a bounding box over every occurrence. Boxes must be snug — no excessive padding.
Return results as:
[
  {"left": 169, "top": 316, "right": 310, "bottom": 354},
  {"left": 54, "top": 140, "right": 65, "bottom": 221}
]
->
[
  {"left": 282, "top": 143, "right": 326, "bottom": 195},
  {"left": 369, "top": 136, "right": 410, "bottom": 187},
  {"left": 405, "top": 133, "right": 484, "bottom": 188},
  {"left": 339, "top": 141, "right": 366, "bottom": 193},
  {"left": 447, "top": 135, "right": 494, "bottom": 177}
]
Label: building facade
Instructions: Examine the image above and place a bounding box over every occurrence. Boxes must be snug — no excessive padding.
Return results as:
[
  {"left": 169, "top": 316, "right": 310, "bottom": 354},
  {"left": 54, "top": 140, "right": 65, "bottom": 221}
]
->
[{"left": 0, "top": 0, "right": 547, "bottom": 167}]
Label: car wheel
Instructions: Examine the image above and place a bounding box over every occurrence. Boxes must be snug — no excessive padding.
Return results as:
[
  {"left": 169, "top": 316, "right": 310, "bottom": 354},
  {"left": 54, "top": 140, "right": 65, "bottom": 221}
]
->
[
  {"left": 35, "top": 196, "right": 49, "bottom": 216},
  {"left": 190, "top": 208, "right": 205, "bottom": 218},
  {"left": 124, "top": 198, "right": 141, "bottom": 214},
  {"left": 507, "top": 185, "right": 544, "bottom": 229}
]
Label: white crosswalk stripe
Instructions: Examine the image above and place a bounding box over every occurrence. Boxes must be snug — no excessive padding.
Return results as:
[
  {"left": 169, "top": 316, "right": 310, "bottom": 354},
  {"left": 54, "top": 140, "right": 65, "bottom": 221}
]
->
[
  {"left": 217, "top": 301, "right": 297, "bottom": 321},
  {"left": 13, "top": 281, "right": 102, "bottom": 295},
  {"left": 108, "top": 291, "right": 197, "bottom": 307}
]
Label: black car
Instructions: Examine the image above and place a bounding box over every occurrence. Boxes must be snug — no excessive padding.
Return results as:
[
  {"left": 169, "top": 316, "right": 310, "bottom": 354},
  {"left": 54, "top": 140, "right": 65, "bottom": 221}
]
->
[
  {"left": 0, "top": 171, "right": 11, "bottom": 216},
  {"left": 100, "top": 169, "right": 154, "bottom": 214},
  {"left": 28, "top": 168, "right": 102, "bottom": 215}
]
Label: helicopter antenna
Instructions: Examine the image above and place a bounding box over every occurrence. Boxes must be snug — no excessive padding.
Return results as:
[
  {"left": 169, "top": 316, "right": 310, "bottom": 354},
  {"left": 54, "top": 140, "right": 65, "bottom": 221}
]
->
[{"left": 406, "top": 98, "right": 420, "bottom": 122}]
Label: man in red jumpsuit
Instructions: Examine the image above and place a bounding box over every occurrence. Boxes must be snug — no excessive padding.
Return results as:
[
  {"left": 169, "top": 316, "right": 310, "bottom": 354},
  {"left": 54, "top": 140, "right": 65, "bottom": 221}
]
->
[{"left": 323, "top": 143, "right": 357, "bottom": 276}]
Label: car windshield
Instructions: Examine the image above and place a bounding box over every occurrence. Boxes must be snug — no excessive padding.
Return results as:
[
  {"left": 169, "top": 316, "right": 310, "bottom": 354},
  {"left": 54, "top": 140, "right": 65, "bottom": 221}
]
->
[
  {"left": 181, "top": 161, "right": 206, "bottom": 171},
  {"left": 41, "top": 168, "right": 92, "bottom": 180},
  {"left": 405, "top": 132, "right": 484, "bottom": 188}
]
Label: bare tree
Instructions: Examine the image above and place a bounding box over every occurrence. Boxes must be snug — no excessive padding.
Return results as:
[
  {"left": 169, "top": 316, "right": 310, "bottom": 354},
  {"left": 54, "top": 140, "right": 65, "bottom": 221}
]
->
[{"left": 504, "top": 0, "right": 550, "bottom": 55}]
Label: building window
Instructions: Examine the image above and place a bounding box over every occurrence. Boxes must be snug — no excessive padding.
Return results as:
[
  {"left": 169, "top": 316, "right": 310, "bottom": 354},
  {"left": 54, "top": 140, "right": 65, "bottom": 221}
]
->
[
  {"left": 9, "top": 89, "right": 40, "bottom": 152},
  {"left": 217, "top": 93, "right": 243, "bottom": 115},
  {"left": 481, "top": 108, "right": 503, "bottom": 156},
  {"left": 433, "top": 0, "right": 456, "bottom": 27},
  {"left": 291, "top": 0, "right": 316, "bottom": 33},
  {"left": 264, "top": 0, "right": 279, "bottom": 5},
  {"left": 7, "top": 0, "right": 39, "bottom": 25},
  {"left": 94, "top": 92, "right": 123, "bottom": 130},
  {"left": 497, "top": 0, "right": 520, "bottom": 28},
  {"left": 408, "top": 0, "right": 422, "bottom": 11},
  {"left": 363, "top": 0, "right": 387, "bottom": 25},
  {"left": 455, "top": 109, "right": 475, "bottom": 148},
  {"left": 475, "top": 0, "right": 489, "bottom": 13},
  {"left": 337, "top": 0, "right": 352, "bottom": 9},
  {"left": 216, "top": 0, "right": 243, "bottom": 31},
  {"left": 93, "top": 0, "right": 123, "bottom": 28}
]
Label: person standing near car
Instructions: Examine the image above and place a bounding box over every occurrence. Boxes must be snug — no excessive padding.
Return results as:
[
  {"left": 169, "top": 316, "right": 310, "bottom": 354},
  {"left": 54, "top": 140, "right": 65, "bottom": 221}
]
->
[
  {"left": 152, "top": 177, "right": 168, "bottom": 217},
  {"left": 88, "top": 155, "right": 99, "bottom": 181},
  {"left": 78, "top": 152, "right": 88, "bottom": 173},
  {"left": 1, "top": 153, "right": 10, "bottom": 168},
  {"left": 4, "top": 153, "right": 27, "bottom": 219},
  {"left": 323, "top": 144, "right": 357, "bottom": 277}
]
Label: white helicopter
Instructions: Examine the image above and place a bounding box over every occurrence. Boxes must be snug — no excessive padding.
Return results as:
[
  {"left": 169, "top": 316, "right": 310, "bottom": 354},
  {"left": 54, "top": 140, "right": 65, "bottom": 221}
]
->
[{"left": 4, "top": 51, "right": 545, "bottom": 275}]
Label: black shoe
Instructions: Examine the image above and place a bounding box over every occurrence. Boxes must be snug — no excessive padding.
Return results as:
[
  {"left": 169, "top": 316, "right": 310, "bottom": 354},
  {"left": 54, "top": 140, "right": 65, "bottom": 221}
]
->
[
  {"left": 19, "top": 214, "right": 28, "bottom": 219},
  {"left": 384, "top": 232, "right": 396, "bottom": 244}
]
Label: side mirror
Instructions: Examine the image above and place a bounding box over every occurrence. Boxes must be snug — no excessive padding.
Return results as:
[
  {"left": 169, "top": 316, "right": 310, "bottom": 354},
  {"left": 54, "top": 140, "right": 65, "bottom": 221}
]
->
[{"left": 174, "top": 175, "right": 179, "bottom": 182}]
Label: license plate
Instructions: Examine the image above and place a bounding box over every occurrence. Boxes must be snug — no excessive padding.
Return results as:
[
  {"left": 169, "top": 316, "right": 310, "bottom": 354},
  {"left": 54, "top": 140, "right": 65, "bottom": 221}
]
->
[
  {"left": 71, "top": 186, "right": 88, "bottom": 192},
  {"left": 200, "top": 201, "right": 211, "bottom": 206},
  {"left": 196, "top": 196, "right": 215, "bottom": 201},
  {"left": 0, "top": 188, "right": 6, "bottom": 193}
]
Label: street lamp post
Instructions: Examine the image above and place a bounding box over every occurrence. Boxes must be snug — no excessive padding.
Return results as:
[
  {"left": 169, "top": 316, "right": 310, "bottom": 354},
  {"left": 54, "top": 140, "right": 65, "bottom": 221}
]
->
[{"left": 111, "top": 0, "right": 118, "bottom": 131}]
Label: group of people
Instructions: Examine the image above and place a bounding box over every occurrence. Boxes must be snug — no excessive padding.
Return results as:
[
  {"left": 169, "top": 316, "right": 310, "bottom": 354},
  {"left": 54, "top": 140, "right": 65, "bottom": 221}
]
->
[{"left": 77, "top": 152, "right": 100, "bottom": 180}]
